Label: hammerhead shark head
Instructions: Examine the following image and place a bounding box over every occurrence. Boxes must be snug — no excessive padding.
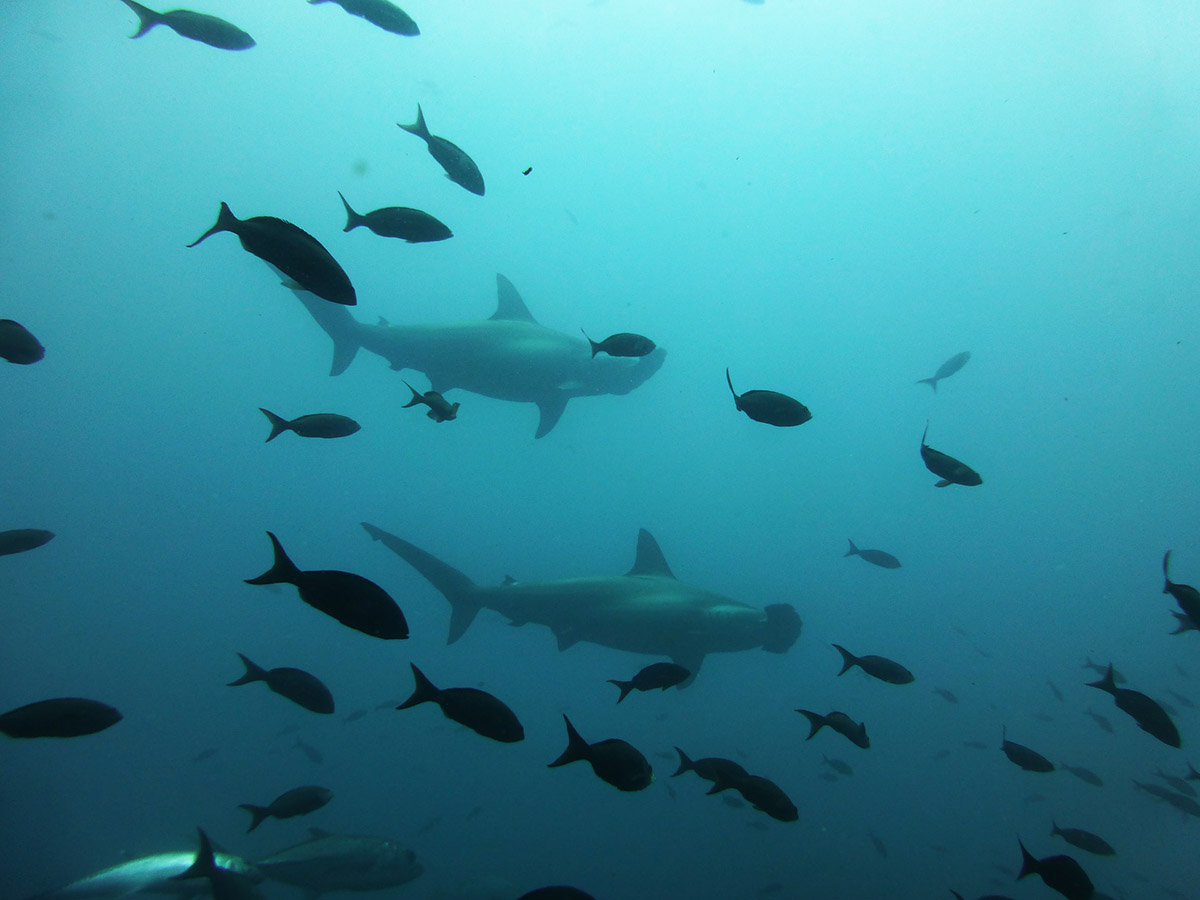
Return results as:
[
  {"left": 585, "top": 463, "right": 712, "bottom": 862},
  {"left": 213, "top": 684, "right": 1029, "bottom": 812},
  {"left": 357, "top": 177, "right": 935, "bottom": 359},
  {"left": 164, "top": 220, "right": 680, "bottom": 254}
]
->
[
  {"left": 361, "top": 522, "right": 803, "bottom": 682},
  {"left": 290, "top": 274, "right": 666, "bottom": 438}
]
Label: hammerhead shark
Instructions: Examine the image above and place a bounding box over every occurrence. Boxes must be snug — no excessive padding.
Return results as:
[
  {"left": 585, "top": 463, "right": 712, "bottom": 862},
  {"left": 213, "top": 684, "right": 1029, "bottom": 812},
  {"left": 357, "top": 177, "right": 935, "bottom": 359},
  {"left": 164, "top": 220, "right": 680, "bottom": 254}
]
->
[
  {"left": 290, "top": 274, "right": 666, "bottom": 438},
  {"left": 361, "top": 522, "right": 803, "bottom": 682}
]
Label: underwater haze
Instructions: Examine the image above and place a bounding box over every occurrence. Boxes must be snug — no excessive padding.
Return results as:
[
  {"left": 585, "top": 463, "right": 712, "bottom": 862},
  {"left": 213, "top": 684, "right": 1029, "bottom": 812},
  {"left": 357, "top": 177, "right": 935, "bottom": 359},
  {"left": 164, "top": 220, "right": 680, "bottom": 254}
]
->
[{"left": 3, "top": 1, "right": 1200, "bottom": 898}]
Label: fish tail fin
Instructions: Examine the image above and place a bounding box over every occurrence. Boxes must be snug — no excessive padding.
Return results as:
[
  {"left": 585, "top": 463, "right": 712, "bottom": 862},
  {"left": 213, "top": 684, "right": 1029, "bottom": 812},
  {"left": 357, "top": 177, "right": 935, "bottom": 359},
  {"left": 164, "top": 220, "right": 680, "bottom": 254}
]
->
[
  {"left": 949, "top": 892, "right": 965, "bottom": 900},
  {"left": 244, "top": 532, "right": 302, "bottom": 586},
  {"left": 401, "top": 381, "right": 424, "bottom": 408},
  {"left": 239, "top": 805, "right": 271, "bottom": 833},
  {"left": 1163, "top": 550, "right": 1174, "bottom": 593},
  {"left": 548, "top": 715, "right": 589, "bottom": 768},
  {"left": 796, "top": 709, "right": 825, "bottom": 740},
  {"left": 831, "top": 644, "right": 858, "bottom": 676},
  {"left": 844, "top": 539, "right": 859, "bottom": 558},
  {"left": 1086, "top": 664, "right": 1117, "bottom": 695},
  {"left": 119, "top": 0, "right": 161, "bottom": 38},
  {"left": 916, "top": 376, "right": 938, "bottom": 392},
  {"left": 258, "top": 408, "right": 291, "bottom": 442},
  {"left": 725, "top": 367, "right": 739, "bottom": 402},
  {"left": 338, "top": 192, "right": 362, "bottom": 232},
  {"left": 227, "top": 653, "right": 267, "bottom": 686},
  {"left": 671, "top": 746, "right": 693, "bottom": 777},
  {"left": 1016, "top": 838, "right": 1038, "bottom": 880},
  {"left": 171, "top": 828, "right": 217, "bottom": 882},
  {"left": 608, "top": 679, "right": 634, "bottom": 704},
  {"left": 1050, "top": 820, "right": 1060, "bottom": 836},
  {"left": 580, "top": 329, "right": 600, "bottom": 358},
  {"left": 397, "top": 104, "right": 430, "bottom": 139},
  {"left": 397, "top": 663, "right": 439, "bottom": 709},
  {"left": 361, "top": 523, "right": 481, "bottom": 643},
  {"left": 186, "top": 202, "right": 238, "bottom": 248}
]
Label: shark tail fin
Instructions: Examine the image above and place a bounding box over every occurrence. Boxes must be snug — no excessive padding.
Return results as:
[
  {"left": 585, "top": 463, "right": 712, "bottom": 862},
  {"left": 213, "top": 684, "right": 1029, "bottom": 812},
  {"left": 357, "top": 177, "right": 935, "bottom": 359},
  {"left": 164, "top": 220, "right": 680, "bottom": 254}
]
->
[
  {"left": 361, "top": 523, "right": 481, "bottom": 643},
  {"left": 290, "top": 288, "right": 362, "bottom": 376},
  {"left": 608, "top": 679, "right": 634, "bottom": 704},
  {"left": 120, "top": 0, "right": 162, "bottom": 39},
  {"left": 228, "top": 653, "right": 268, "bottom": 686},
  {"left": 398, "top": 663, "right": 439, "bottom": 709},
  {"left": 548, "top": 715, "right": 589, "bottom": 768},
  {"left": 832, "top": 644, "right": 858, "bottom": 676},
  {"left": 244, "top": 532, "right": 302, "bottom": 586}
]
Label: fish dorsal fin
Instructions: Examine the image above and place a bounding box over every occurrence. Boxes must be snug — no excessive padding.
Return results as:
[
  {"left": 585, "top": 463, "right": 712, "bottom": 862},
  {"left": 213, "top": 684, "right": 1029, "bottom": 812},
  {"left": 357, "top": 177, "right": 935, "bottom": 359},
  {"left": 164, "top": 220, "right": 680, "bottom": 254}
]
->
[
  {"left": 491, "top": 274, "right": 538, "bottom": 323},
  {"left": 627, "top": 529, "right": 675, "bottom": 578}
]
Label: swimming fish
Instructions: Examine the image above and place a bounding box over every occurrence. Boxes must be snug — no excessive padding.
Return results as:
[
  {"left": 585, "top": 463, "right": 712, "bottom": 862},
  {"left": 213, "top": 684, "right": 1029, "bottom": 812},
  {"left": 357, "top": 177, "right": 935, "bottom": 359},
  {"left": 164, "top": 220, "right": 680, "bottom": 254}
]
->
[
  {"left": 920, "top": 422, "right": 982, "bottom": 487},
  {"left": 607, "top": 662, "right": 690, "bottom": 703},
  {"left": 398, "top": 105, "right": 484, "bottom": 195},
  {"left": 0, "top": 697, "right": 121, "bottom": 738},
  {"left": 725, "top": 368, "right": 811, "bottom": 426},
  {"left": 548, "top": 715, "right": 652, "bottom": 791},
  {"left": 402, "top": 381, "right": 459, "bottom": 422},
  {"left": 309, "top": 0, "right": 419, "bottom": 36},
  {"left": 795, "top": 709, "right": 869, "bottom": 748},
  {"left": 916, "top": 351, "right": 971, "bottom": 392},
  {"left": 259, "top": 409, "right": 361, "bottom": 442},
  {"left": 581, "top": 331, "right": 657, "bottom": 359},
  {"left": 0, "top": 319, "right": 44, "bottom": 363},
  {"left": 227, "top": 653, "right": 335, "bottom": 714},
  {"left": 843, "top": 539, "right": 901, "bottom": 569},
  {"left": 1162, "top": 550, "right": 1200, "bottom": 630},
  {"left": 239, "top": 786, "right": 333, "bottom": 832},
  {"left": 338, "top": 192, "right": 451, "bottom": 242},
  {"left": 116, "top": 0, "right": 254, "bottom": 50},
  {"left": 1016, "top": 839, "right": 1093, "bottom": 900},
  {"left": 0, "top": 528, "right": 55, "bottom": 556},
  {"left": 397, "top": 663, "right": 524, "bottom": 743},
  {"left": 188, "top": 202, "right": 356, "bottom": 306},
  {"left": 1000, "top": 727, "right": 1054, "bottom": 773},
  {"left": 1086, "top": 664, "right": 1180, "bottom": 748},
  {"left": 1051, "top": 822, "right": 1115, "bottom": 856},
  {"left": 831, "top": 644, "right": 914, "bottom": 684}
]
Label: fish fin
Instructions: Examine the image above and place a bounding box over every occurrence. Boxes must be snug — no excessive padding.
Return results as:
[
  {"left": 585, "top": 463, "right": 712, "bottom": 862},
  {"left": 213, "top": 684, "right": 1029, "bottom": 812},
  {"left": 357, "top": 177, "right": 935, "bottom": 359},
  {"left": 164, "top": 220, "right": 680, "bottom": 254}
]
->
[
  {"left": 916, "top": 376, "right": 938, "bottom": 392},
  {"left": 1086, "top": 664, "right": 1117, "bottom": 695},
  {"left": 934, "top": 479, "right": 951, "bottom": 488},
  {"left": 548, "top": 715, "right": 589, "bottom": 767},
  {"left": 244, "top": 532, "right": 302, "bottom": 586},
  {"left": 672, "top": 746, "right": 693, "bottom": 777},
  {"left": 360, "top": 523, "right": 480, "bottom": 644},
  {"left": 228, "top": 653, "right": 267, "bottom": 686},
  {"left": 239, "top": 804, "right": 271, "bottom": 832},
  {"left": 171, "top": 828, "right": 216, "bottom": 882},
  {"left": 397, "top": 103, "right": 430, "bottom": 139},
  {"left": 401, "top": 381, "right": 424, "bottom": 408},
  {"left": 832, "top": 644, "right": 857, "bottom": 676},
  {"left": 186, "top": 201, "right": 238, "bottom": 248},
  {"left": 921, "top": 420, "right": 930, "bottom": 447},
  {"left": 290, "top": 288, "right": 361, "bottom": 376},
  {"left": 626, "top": 529, "right": 676, "bottom": 578},
  {"left": 259, "top": 408, "right": 290, "bottom": 442},
  {"left": 795, "top": 709, "right": 825, "bottom": 740},
  {"left": 580, "top": 329, "right": 600, "bottom": 357},
  {"left": 1016, "top": 839, "right": 1038, "bottom": 880},
  {"left": 844, "top": 539, "right": 858, "bottom": 558},
  {"left": 608, "top": 680, "right": 634, "bottom": 703},
  {"left": 397, "top": 663, "right": 439, "bottom": 709},
  {"left": 502, "top": 575, "right": 517, "bottom": 585},
  {"left": 490, "top": 274, "right": 539, "bottom": 323},
  {"left": 337, "top": 192, "right": 362, "bottom": 232},
  {"left": 119, "top": 0, "right": 161, "bottom": 38},
  {"left": 534, "top": 395, "right": 568, "bottom": 438}
]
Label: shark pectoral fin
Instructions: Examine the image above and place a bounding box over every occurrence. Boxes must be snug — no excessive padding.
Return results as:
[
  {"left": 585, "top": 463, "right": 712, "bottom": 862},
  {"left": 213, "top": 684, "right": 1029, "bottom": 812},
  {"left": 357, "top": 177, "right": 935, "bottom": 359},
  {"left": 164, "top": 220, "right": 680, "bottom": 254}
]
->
[
  {"left": 671, "top": 652, "right": 703, "bottom": 687},
  {"left": 448, "top": 603, "right": 481, "bottom": 645},
  {"left": 553, "top": 626, "right": 582, "bottom": 651},
  {"left": 534, "top": 395, "right": 568, "bottom": 439}
]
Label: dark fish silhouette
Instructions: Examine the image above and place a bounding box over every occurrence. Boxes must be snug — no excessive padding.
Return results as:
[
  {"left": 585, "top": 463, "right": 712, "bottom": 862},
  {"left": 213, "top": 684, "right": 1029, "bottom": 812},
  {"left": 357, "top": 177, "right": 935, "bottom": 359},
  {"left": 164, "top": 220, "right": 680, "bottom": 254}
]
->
[
  {"left": 191, "top": 747, "right": 218, "bottom": 763},
  {"left": 402, "top": 381, "right": 459, "bottom": 422},
  {"left": 397, "top": 663, "right": 524, "bottom": 743},
  {"left": 916, "top": 350, "right": 970, "bottom": 392},
  {"left": 294, "top": 736, "right": 324, "bottom": 764},
  {"left": 581, "top": 331, "right": 657, "bottom": 359},
  {"left": 517, "top": 889, "right": 596, "bottom": 900},
  {"left": 240, "top": 786, "right": 332, "bottom": 832},
  {"left": 0, "top": 319, "right": 44, "bottom": 363},
  {"left": 1153, "top": 767, "right": 1196, "bottom": 797},
  {"left": 1016, "top": 839, "right": 1094, "bottom": 900},
  {"left": 245, "top": 532, "right": 409, "bottom": 639},
  {"left": 608, "top": 662, "right": 690, "bottom": 703},
  {"left": 672, "top": 747, "right": 748, "bottom": 790},
  {"left": 1188, "top": 761, "right": 1200, "bottom": 781},
  {"left": 1060, "top": 764, "right": 1103, "bottom": 786},
  {"left": 1051, "top": 822, "right": 1115, "bottom": 856},
  {"left": 796, "top": 710, "right": 869, "bottom": 748},
  {"left": 0, "top": 697, "right": 121, "bottom": 738},
  {"left": 259, "top": 409, "right": 360, "bottom": 442},
  {"left": 1081, "top": 656, "right": 1126, "bottom": 682},
  {"left": 228, "top": 653, "right": 335, "bottom": 714},
  {"left": 1133, "top": 779, "right": 1200, "bottom": 817},
  {"left": 822, "top": 755, "right": 852, "bottom": 776},
  {"left": 188, "top": 202, "right": 356, "bottom": 306},
  {"left": 832, "top": 644, "right": 914, "bottom": 684},
  {"left": 398, "top": 105, "right": 484, "bottom": 195},
  {"left": 1086, "top": 664, "right": 1180, "bottom": 748},
  {"left": 933, "top": 687, "right": 959, "bottom": 703},
  {"left": 843, "top": 539, "right": 900, "bottom": 569},
  {"left": 726, "top": 368, "right": 811, "bottom": 426},
  {"left": 338, "top": 193, "right": 451, "bottom": 242},
  {"left": 920, "top": 422, "right": 982, "bottom": 487},
  {"left": 730, "top": 773, "right": 798, "bottom": 822},
  {"left": 0, "top": 528, "right": 55, "bottom": 556},
  {"left": 1162, "top": 550, "right": 1200, "bottom": 630},
  {"left": 1000, "top": 727, "right": 1054, "bottom": 773},
  {"left": 309, "top": 0, "right": 418, "bottom": 36},
  {"left": 548, "top": 715, "right": 652, "bottom": 791},
  {"left": 116, "top": 0, "right": 254, "bottom": 50},
  {"left": 171, "top": 828, "right": 262, "bottom": 900}
]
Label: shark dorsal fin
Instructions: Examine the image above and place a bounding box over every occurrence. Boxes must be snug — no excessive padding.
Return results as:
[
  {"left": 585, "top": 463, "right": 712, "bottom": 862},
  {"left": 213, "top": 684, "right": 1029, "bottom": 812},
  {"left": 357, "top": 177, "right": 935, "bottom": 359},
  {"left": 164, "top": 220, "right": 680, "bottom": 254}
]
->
[
  {"left": 491, "top": 274, "right": 538, "bottom": 323},
  {"left": 627, "top": 529, "right": 675, "bottom": 578}
]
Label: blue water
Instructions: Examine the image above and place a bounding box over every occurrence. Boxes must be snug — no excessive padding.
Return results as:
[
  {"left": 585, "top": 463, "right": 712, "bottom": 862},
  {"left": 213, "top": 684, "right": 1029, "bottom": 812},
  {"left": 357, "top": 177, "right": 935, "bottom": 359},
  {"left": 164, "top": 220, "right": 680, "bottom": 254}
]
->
[{"left": 3, "top": 1, "right": 1199, "bottom": 898}]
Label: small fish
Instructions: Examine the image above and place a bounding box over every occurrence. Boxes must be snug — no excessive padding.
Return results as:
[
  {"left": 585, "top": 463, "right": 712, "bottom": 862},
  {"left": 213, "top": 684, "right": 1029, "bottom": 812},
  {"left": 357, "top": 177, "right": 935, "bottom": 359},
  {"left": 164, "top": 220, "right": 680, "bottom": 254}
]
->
[
  {"left": 607, "top": 662, "right": 690, "bottom": 702},
  {"left": 843, "top": 539, "right": 901, "bottom": 569},
  {"left": 1133, "top": 779, "right": 1200, "bottom": 817},
  {"left": 342, "top": 708, "right": 367, "bottom": 722},
  {"left": 672, "top": 747, "right": 748, "bottom": 789},
  {"left": 1153, "top": 767, "right": 1196, "bottom": 797},
  {"left": 0, "top": 528, "right": 55, "bottom": 557},
  {"left": 516, "top": 889, "right": 596, "bottom": 900},
  {"left": 0, "top": 319, "right": 44, "bottom": 363},
  {"left": 228, "top": 653, "right": 335, "bottom": 714},
  {"left": 1162, "top": 550, "right": 1200, "bottom": 630},
  {"left": 1051, "top": 822, "right": 1114, "bottom": 856},
  {"left": 259, "top": 409, "right": 360, "bottom": 442},
  {"left": 726, "top": 368, "right": 811, "bottom": 427},
  {"left": 1017, "top": 839, "right": 1094, "bottom": 900},
  {"left": 1081, "top": 656, "right": 1126, "bottom": 682},
  {"left": 293, "top": 736, "right": 324, "bottom": 764},
  {"left": 402, "top": 381, "right": 459, "bottom": 422},
  {"left": 1083, "top": 707, "right": 1113, "bottom": 733},
  {"left": 795, "top": 709, "right": 869, "bottom": 749},
  {"left": 831, "top": 644, "right": 914, "bottom": 684},
  {"left": 933, "top": 687, "right": 959, "bottom": 704},
  {"left": 116, "top": 0, "right": 254, "bottom": 50},
  {"left": 397, "top": 663, "right": 524, "bottom": 743},
  {"left": 548, "top": 715, "right": 652, "bottom": 791},
  {"left": 397, "top": 105, "right": 484, "bottom": 195},
  {"left": 916, "top": 350, "right": 970, "bottom": 392},
  {"left": 1059, "top": 763, "right": 1103, "bottom": 786},
  {"left": 920, "top": 422, "right": 982, "bottom": 487},
  {"left": 1087, "top": 664, "right": 1180, "bottom": 748},
  {"left": 731, "top": 773, "right": 798, "bottom": 822},
  {"left": 338, "top": 193, "right": 451, "bottom": 242},
  {"left": 239, "top": 785, "right": 332, "bottom": 831},
  {"left": 309, "top": 0, "right": 419, "bottom": 36},
  {"left": 188, "top": 202, "right": 356, "bottom": 306},
  {"left": 867, "top": 830, "right": 887, "bottom": 858},
  {"left": 0, "top": 697, "right": 121, "bottom": 738},
  {"left": 1165, "top": 688, "right": 1194, "bottom": 708},
  {"left": 522, "top": 167, "right": 533, "bottom": 176},
  {"left": 821, "top": 755, "right": 853, "bottom": 776},
  {"left": 1000, "top": 727, "right": 1054, "bottom": 773},
  {"left": 818, "top": 772, "right": 838, "bottom": 782},
  {"left": 720, "top": 793, "right": 746, "bottom": 808},
  {"left": 245, "top": 532, "right": 409, "bottom": 639},
  {"left": 581, "top": 330, "right": 657, "bottom": 359}
]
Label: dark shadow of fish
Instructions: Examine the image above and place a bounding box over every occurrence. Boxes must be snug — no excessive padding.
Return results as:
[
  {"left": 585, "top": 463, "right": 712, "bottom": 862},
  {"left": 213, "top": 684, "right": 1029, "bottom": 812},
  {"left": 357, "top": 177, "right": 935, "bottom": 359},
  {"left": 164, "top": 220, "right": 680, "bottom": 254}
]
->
[
  {"left": 920, "top": 422, "right": 982, "bottom": 487},
  {"left": 726, "top": 368, "right": 811, "bottom": 426},
  {"left": 309, "top": 0, "right": 418, "bottom": 36},
  {"left": 117, "top": 0, "right": 255, "bottom": 49},
  {"left": 398, "top": 104, "right": 483, "bottom": 195},
  {"left": 916, "top": 351, "right": 970, "bottom": 392}
]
